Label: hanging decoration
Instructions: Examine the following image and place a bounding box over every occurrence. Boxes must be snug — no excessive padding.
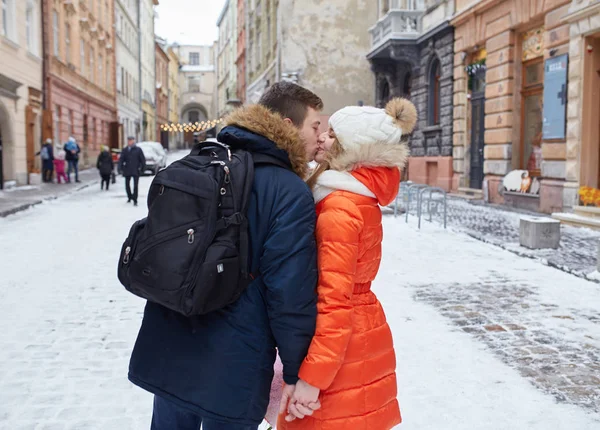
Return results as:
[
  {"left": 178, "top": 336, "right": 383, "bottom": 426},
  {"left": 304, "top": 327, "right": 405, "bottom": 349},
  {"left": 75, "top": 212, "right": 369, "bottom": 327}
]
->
[
  {"left": 465, "top": 58, "right": 486, "bottom": 91},
  {"left": 159, "top": 118, "right": 224, "bottom": 133}
]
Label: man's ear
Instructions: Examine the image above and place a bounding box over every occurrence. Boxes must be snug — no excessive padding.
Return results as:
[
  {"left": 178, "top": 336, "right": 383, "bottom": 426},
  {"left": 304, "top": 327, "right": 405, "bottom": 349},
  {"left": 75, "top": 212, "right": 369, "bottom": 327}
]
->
[{"left": 283, "top": 118, "right": 294, "bottom": 126}]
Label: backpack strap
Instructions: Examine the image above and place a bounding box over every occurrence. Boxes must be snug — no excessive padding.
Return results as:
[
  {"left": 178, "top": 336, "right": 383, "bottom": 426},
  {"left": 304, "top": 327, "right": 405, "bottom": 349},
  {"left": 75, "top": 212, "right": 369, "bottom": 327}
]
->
[{"left": 252, "top": 153, "right": 292, "bottom": 171}]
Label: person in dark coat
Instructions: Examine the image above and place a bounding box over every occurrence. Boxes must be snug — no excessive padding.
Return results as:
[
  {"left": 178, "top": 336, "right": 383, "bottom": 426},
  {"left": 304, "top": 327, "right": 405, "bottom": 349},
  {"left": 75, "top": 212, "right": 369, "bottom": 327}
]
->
[
  {"left": 118, "top": 137, "right": 146, "bottom": 206},
  {"left": 96, "top": 146, "right": 114, "bottom": 191},
  {"left": 36, "top": 138, "right": 55, "bottom": 183},
  {"left": 63, "top": 137, "right": 81, "bottom": 183},
  {"left": 128, "top": 82, "right": 325, "bottom": 430}
]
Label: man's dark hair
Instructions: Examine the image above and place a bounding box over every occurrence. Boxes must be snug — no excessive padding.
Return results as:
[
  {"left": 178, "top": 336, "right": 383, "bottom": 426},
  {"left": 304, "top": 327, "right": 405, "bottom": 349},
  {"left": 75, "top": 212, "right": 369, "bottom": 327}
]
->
[{"left": 258, "top": 81, "right": 323, "bottom": 127}]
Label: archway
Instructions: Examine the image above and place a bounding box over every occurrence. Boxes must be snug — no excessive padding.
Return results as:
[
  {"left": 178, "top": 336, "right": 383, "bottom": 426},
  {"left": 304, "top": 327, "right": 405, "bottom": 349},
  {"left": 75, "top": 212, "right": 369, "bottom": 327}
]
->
[
  {"left": 181, "top": 103, "right": 208, "bottom": 125},
  {"left": 0, "top": 99, "right": 14, "bottom": 188}
]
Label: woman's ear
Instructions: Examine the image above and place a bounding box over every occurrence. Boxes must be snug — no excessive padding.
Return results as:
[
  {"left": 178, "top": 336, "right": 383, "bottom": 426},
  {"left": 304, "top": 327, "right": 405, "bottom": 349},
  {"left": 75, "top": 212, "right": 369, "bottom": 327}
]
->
[{"left": 283, "top": 118, "right": 294, "bottom": 126}]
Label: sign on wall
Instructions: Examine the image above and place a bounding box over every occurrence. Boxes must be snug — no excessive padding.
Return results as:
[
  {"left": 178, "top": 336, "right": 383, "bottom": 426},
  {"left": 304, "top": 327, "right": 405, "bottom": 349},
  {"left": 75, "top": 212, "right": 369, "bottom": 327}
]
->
[{"left": 542, "top": 54, "right": 569, "bottom": 140}]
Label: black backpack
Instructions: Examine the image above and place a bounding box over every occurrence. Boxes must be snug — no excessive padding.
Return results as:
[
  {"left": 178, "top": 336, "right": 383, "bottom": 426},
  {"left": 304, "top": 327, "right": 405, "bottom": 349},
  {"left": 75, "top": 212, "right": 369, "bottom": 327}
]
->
[{"left": 117, "top": 140, "right": 288, "bottom": 316}]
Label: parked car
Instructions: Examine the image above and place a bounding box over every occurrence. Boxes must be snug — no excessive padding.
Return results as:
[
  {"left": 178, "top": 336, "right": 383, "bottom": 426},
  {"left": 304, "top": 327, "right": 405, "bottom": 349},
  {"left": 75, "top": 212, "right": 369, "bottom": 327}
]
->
[{"left": 137, "top": 141, "right": 167, "bottom": 175}]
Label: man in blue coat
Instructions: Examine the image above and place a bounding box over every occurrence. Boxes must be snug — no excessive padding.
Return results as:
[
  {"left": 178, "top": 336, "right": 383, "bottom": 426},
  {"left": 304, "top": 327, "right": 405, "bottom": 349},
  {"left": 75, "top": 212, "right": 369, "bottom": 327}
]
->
[
  {"left": 128, "top": 82, "right": 324, "bottom": 429},
  {"left": 118, "top": 137, "right": 146, "bottom": 206}
]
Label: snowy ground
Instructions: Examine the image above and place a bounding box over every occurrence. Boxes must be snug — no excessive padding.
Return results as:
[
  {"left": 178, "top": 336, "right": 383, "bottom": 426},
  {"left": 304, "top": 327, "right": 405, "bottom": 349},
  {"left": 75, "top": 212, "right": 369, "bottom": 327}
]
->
[{"left": 0, "top": 151, "right": 599, "bottom": 429}]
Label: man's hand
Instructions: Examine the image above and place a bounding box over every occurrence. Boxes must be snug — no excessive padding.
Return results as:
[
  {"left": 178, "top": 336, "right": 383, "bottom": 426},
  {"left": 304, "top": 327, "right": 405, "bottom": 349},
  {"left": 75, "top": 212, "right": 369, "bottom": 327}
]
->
[
  {"left": 279, "top": 383, "right": 296, "bottom": 416},
  {"left": 285, "top": 379, "right": 321, "bottom": 422}
]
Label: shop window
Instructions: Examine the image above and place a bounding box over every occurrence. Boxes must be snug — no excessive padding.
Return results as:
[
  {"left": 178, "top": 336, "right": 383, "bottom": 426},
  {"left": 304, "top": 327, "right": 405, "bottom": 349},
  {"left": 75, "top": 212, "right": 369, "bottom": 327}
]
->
[{"left": 520, "top": 59, "right": 544, "bottom": 177}]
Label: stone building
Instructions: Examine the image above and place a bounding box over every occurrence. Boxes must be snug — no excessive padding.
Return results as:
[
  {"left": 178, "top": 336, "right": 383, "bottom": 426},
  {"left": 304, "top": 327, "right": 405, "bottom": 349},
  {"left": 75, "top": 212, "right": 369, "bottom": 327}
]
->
[
  {"left": 0, "top": 0, "right": 43, "bottom": 187},
  {"left": 561, "top": 0, "right": 600, "bottom": 211},
  {"left": 451, "top": 0, "right": 572, "bottom": 213},
  {"left": 236, "top": 0, "right": 246, "bottom": 102},
  {"left": 166, "top": 45, "right": 181, "bottom": 147},
  {"left": 175, "top": 44, "right": 215, "bottom": 144},
  {"left": 245, "top": 0, "right": 278, "bottom": 103},
  {"left": 369, "top": 0, "right": 455, "bottom": 190},
  {"left": 155, "top": 40, "right": 168, "bottom": 147},
  {"left": 115, "top": 0, "right": 142, "bottom": 147},
  {"left": 216, "top": 0, "right": 238, "bottom": 117},
  {"left": 140, "top": 0, "right": 158, "bottom": 142},
  {"left": 42, "top": 0, "right": 117, "bottom": 169}
]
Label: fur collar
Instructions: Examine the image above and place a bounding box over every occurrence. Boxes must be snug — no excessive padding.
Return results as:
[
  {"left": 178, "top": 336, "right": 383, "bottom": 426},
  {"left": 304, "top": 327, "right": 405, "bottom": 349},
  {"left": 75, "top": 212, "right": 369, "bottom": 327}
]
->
[
  {"left": 313, "top": 170, "right": 376, "bottom": 204},
  {"left": 224, "top": 104, "right": 308, "bottom": 178},
  {"left": 329, "top": 141, "right": 410, "bottom": 172}
]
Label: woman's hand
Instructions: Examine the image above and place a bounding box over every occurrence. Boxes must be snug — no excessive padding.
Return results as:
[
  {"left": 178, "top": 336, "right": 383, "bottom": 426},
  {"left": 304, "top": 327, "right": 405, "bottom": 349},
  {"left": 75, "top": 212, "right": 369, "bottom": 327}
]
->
[{"left": 285, "top": 379, "right": 320, "bottom": 421}]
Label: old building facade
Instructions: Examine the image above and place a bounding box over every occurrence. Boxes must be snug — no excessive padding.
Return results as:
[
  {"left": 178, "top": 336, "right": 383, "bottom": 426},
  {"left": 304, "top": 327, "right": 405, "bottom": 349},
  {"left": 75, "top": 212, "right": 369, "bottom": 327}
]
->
[
  {"left": 451, "top": 0, "right": 572, "bottom": 213},
  {"left": 278, "top": 0, "right": 377, "bottom": 120},
  {"left": 155, "top": 40, "right": 168, "bottom": 147},
  {"left": 166, "top": 45, "right": 181, "bottom": 146},
  {"left": 115, "top": 0, "right": 142, "bottom": 147},
  {"left": 0, "top": 0, "right": 43, "bottom": 187},
  {"left": 216, "top": 0, "right": 238, "bottom": 117},
  {"left": 369, "top": 0, "right": 455, "bottom": 189},
  {"left": 176, "top": 44, "right": 215, "bottom": 144},
  {"left": 560, "top": 0, "right": 600, "bottom": 212},
  {"left": 236, "top": 0, "right": 246, "bottom": 102},
  {"left": 43, "top": 0, "right": 117, "bottom": 169},
  {"left": 245, "top": 0, "right": 277, "bottom": 103},
  {"left": 140, "top": 0, "right": 157, "bottom": 141}
]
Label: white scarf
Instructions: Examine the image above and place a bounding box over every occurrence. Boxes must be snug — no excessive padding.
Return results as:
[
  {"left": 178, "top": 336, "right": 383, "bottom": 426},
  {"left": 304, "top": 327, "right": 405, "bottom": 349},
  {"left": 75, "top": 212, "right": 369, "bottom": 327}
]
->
[{"left": 312, "top": 170, "right": 376, "bottom": 204}]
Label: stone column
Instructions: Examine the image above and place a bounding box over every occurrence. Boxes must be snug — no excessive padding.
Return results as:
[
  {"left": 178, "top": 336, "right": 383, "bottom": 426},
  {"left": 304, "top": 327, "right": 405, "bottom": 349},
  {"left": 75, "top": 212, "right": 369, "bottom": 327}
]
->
[
  {"left": 452, "top": 27, "right": 467, "bottom": 189},
  {"left": 484, "top": 30, "right": 515, "bottom": 202}
]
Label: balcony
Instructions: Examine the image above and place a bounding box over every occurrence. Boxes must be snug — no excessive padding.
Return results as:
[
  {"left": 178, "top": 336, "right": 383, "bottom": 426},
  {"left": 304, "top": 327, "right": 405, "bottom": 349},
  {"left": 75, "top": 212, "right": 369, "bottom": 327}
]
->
[{"left": 370, "top": 9, "right": 423, "bottom": 51}]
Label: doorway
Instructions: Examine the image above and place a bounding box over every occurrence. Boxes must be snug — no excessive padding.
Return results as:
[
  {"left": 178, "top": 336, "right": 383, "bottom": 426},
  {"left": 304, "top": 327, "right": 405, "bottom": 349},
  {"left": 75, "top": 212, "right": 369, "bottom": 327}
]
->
[
  {"left": 469, "top": 69, "right": 486, "bottom": 189},
  {"left": 581, "top": 35, "right": 600, "bottom": 188}
]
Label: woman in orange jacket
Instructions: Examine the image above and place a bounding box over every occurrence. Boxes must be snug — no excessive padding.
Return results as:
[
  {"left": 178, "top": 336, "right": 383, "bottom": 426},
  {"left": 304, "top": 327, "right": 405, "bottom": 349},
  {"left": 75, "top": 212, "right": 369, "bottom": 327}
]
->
[{"left": 277, "top": 98, "right": 417, "bottom": 430}]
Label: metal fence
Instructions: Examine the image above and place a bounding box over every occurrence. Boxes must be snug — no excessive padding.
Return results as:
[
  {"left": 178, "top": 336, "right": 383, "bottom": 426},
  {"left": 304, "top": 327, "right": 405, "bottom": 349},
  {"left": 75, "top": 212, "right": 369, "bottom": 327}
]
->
[{"left": 392, "top": 181, "right": 447, "bottom": 229}]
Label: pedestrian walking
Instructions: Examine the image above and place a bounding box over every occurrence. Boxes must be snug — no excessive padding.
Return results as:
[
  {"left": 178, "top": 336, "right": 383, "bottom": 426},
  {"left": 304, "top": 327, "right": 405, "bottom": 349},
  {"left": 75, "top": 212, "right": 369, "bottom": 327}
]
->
[
  {"left": 96, "top": 146, "right": 114, "bottom": 191},
  {"left": 36, "top": 139, "right": 54, "bottom": 183},
  {"left": 53, "top": 149, "right": 68, "bottom": 184},
  {"left": 118, "top": 137, "right": 145, "bottom": 206},
  {"left": 64, "top": 137, "right": 81, "bottom": 183}
]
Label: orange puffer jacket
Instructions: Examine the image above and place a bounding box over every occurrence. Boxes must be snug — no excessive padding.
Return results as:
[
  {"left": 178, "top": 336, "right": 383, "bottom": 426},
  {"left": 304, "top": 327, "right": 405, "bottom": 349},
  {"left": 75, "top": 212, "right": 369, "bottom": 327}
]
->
[{"left": 278, "top": 166, "right": 402, "bottom": 430}]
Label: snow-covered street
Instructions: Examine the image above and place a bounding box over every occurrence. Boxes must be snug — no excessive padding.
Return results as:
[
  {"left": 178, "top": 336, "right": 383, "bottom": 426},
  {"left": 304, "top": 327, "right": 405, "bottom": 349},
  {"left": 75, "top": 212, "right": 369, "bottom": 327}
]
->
[{"left": 1, "top": 151, "right": 599, "bottom": 429}]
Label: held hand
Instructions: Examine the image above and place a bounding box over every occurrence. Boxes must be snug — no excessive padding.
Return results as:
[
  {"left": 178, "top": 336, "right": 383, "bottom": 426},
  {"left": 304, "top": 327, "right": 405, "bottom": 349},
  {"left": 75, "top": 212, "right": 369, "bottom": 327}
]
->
[
  {"left": 279, "top": 383, "right": 296, "bottom": 416},
  {"left": 285, "top": 379, "right": 321, "bottom": 421}
]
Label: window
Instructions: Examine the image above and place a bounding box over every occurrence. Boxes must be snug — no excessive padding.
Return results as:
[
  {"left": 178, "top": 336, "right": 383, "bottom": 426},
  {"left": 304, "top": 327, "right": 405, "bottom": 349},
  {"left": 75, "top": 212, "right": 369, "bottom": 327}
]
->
[
  {"left": 116, "top": 65, "right": 122, "bottom": 93},
  {"left": 89, "top": 47, "right": 94, "bottom": 83},
  {"left": 68, "top": 110, "right": 74, "bottom": 135},
  {"left": 520, "top": 59, "right": 544, "bottom": 174},
  {"left": 106, "top": 58, "right": 111, "bottom": 92},
  {"left": 53, "top": 105, "right": 61, "bottom": 145},
  {"left": 26, "top": 2, "right": 35, "bottom": 54},
  {"left": 98, "top": 54, "right": 103, "bottom": 88},
  {"left": 80, "top": 39, "right": 86, "bottom": 75},
  {"left": 2, "top": 0, "right": 16, "bottom": 41},
  {"left": 53, "top": 10, "right": 59, "bottom": 57},
  {"left": 105, "top": 0, "right": 108, "bottom": 27},
  {"left": 188, "top": 111, "right": 200, "bottom": 123},
  {"left": 189, "top": 52, "right": 199, "bottom": 65},
  {"left": 65, "top": 23, "right": 71, "bottom": 63},
  {"left": 188, "top": 77, "right": 200, "bottom": 92},
  {"left": 428, "top": 58, "right": 441, "bottom": 126}
]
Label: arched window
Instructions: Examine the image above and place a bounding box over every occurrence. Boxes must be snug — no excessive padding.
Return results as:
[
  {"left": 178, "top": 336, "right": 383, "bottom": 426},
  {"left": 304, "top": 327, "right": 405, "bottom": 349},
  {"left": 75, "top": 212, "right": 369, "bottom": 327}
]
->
[
  {"left": 428, "top": 58, "right": 441, "bottom": 126},
  {"left": 403, "top": 72, "right": 411, "bottom": 97},
  {"left": 380, "top": 79, "right": 390, "bottom": 107}
]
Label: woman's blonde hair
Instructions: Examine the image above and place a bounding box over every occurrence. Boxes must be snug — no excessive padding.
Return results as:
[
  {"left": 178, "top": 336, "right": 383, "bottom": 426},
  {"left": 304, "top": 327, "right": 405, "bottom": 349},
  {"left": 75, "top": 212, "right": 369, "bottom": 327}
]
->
[{"left": 306, "top": 139, "right": 344, "bottom": 189}]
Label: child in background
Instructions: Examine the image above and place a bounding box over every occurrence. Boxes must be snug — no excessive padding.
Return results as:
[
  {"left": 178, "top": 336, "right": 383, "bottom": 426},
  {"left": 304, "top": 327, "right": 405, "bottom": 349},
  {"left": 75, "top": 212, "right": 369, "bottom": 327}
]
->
[{"left": 53, "top": 149, "right": 68, "bottom": 184}]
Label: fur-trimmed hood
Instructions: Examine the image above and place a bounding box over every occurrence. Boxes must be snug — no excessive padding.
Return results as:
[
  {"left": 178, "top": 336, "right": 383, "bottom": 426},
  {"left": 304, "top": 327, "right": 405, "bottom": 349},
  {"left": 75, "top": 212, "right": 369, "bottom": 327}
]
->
[{"left": 222, "top": 104, "right": 309, "bottom": 178}]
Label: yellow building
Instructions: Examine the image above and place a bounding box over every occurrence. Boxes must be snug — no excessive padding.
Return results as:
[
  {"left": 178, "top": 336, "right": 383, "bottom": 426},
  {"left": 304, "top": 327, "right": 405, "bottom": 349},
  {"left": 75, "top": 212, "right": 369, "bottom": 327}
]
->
[
  {"left": 216, "top": 0, "right": 238, "bottom": 117},
  {"left": 167, "top": 47, "right": 181, "bottom": 126}
]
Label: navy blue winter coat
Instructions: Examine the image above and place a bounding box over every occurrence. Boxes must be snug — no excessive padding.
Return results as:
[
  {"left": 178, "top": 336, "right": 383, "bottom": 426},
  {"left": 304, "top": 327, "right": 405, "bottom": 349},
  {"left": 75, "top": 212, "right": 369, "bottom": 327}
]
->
[{"left": 128, "top": 104, "right": 318, "bottom": 426}]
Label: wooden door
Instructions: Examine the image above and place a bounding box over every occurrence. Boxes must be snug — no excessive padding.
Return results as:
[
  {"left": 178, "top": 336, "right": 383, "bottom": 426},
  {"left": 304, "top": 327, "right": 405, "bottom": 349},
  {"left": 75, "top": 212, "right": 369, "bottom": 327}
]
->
[{"left": 25, "top": 106, "right": 36, "bottom": 174}]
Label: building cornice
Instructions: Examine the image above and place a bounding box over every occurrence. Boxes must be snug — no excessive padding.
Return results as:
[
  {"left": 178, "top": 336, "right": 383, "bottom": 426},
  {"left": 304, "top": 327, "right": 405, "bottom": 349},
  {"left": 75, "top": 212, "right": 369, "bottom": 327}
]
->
[
  {"left": 562, "top": 2, "right": 600, "bottom": 24},
  {"left": 417, "top": 20, "right": 452, "bottom": 45},
  {"left": 450, "top": 0, "right": 497, "bottom": 27}
]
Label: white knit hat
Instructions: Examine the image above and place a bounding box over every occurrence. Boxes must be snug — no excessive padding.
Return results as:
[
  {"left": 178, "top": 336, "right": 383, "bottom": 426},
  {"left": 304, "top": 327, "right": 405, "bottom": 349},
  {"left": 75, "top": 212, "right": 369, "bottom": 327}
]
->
[{"left": 329, "top": 98, "right": 417, "bottom": 153}]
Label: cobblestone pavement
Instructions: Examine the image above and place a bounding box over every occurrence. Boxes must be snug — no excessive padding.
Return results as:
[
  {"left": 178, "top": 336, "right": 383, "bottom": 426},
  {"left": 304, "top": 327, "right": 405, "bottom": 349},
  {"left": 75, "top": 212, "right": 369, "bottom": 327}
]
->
[
  {"left": 413, "top": 274, "right": 600, "bottom": 413},
  {"left": 390, "top": 196, "right": 600, "bottom": 279}
]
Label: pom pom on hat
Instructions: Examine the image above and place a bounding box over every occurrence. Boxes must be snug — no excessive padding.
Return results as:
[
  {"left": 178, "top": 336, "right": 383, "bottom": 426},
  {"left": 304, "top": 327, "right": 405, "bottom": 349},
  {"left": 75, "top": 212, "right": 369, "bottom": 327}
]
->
[{"left": 328, "top": 98, "right": 417, "bottom": 152}]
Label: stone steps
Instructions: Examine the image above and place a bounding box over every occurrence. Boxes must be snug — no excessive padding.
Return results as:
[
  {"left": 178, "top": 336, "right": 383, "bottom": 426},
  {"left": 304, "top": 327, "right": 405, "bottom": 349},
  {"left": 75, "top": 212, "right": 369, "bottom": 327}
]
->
[{"left": 552, "top": 212, "right": 600, "bottom": 231}]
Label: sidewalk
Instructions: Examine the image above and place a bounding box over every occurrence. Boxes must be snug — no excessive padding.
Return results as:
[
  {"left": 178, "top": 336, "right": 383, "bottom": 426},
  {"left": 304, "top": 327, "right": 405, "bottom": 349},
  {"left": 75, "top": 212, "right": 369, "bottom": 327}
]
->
[
  {"left": 387, "top": 196, "right": 600, "bottom": 280},
  {"left": 0, "top": 169, "right": 100, "bottom": 217}
]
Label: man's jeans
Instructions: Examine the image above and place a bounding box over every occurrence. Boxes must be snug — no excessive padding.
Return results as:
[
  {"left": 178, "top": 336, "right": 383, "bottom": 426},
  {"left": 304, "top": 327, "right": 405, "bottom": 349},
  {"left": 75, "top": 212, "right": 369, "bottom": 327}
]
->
[
  {"left": 151, "top": 396, "right": 258, "bottom": 430},
  {"left": 67, "top": 160, "right": 79, "bottom": 182}
]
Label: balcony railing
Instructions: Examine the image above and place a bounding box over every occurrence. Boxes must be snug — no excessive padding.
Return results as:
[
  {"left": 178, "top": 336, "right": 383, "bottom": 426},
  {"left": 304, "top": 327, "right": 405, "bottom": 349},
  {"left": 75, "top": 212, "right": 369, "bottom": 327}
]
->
[{"left": 370, "top": 9, "right": 424, "bottom": 50}]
